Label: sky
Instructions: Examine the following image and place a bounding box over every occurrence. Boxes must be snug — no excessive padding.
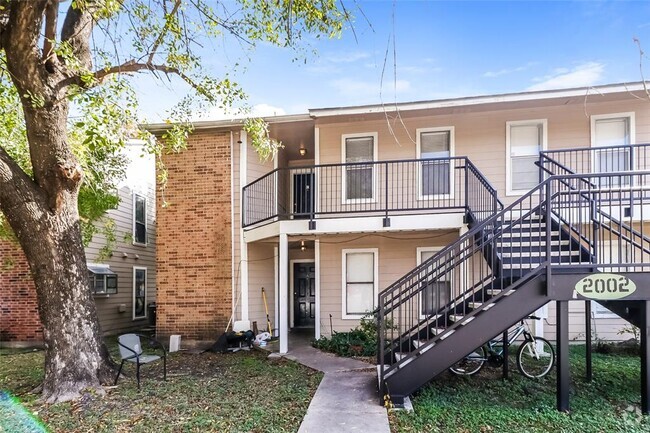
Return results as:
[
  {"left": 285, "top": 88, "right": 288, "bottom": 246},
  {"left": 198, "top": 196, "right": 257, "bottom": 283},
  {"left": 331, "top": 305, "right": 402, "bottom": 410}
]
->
[{"left": 131, "top": 1, "right": 650, "bottom": 122}]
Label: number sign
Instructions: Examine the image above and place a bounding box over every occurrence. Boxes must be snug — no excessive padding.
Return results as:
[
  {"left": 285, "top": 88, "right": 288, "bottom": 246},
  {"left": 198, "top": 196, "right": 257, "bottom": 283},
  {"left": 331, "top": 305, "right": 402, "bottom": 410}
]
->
[{"left": 575, "top": 273, "right": 636, "bottom": 300}]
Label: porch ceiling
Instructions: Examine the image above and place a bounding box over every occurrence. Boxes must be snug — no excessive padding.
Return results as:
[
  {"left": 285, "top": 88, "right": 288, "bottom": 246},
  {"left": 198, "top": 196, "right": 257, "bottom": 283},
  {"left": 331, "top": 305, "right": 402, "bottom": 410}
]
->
[{"left": 269, "top": 119, "right": 314, "bottom": 161}]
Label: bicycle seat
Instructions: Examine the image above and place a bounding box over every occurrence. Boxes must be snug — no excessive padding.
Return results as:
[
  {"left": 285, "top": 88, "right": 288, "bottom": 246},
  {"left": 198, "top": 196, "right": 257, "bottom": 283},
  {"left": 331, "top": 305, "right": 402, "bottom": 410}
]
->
[{"left": 527, "top": 315, "right": 541, "bottom": 320}]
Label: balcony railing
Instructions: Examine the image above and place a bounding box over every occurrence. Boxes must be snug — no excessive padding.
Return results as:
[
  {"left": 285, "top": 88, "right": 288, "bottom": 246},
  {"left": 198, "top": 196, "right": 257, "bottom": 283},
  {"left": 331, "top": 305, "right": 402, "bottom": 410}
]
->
[
  {"left": 540, "top": 143, "right": 650, "bottom": 178},
  {"left": 242, "top": 157, "right": 502, "bottom": 228}
]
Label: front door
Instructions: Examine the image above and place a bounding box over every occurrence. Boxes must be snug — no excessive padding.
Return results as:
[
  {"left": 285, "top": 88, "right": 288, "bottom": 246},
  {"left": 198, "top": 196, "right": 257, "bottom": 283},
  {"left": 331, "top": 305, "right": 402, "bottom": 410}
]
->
[
  {"left": 293, "top": 262, "right": 316, "bottom": 327},
  {"left": 292, "top": 173, "right": 314, "bottom": 219}
]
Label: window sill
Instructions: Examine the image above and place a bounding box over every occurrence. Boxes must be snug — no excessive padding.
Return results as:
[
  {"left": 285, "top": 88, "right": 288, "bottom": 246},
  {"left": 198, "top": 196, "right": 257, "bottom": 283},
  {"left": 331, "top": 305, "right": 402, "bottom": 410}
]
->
[
  {"left": 132, "top": 242, "right": 148, "bottom": 248},
  {"left": 93, "top": 294, "right": 111, "bottom": 299}
]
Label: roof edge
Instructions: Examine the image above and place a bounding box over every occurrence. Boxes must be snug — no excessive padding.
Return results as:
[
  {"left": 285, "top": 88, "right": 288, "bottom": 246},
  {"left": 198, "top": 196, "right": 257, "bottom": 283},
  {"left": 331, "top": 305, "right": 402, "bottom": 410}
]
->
[
  {"left": 308, "top": 81, "right": 648, "bottom": 118},
  {"left": 143, "top": 112, "right": 312, "bottom": 133}
]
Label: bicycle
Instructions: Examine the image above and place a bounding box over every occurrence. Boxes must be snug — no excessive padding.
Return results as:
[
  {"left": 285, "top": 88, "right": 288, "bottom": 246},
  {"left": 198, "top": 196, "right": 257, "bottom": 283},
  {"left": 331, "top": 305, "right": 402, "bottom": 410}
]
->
[{"left": 449, "top": 315, "right": 555, "bottom": 379}]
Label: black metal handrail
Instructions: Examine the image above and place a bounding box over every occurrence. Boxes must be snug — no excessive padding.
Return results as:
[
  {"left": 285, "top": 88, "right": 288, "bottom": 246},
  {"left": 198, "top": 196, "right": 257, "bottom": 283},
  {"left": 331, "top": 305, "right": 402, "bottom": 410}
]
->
[
  {"left": 540, "top": 148, "right": 650, "bottom": 258},
  {"left": 378, "top": 171, "right": 650, "bottom": 387},
  {"left": 242, "top": 156, "right": 503, "bottom": 228},
  {"left": 540, "top": 143, "right": 650, "bottom": 175}
]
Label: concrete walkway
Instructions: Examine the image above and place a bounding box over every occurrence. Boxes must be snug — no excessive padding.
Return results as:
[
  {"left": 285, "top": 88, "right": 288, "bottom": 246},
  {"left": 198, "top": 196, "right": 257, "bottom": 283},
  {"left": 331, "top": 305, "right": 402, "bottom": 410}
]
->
[{"left": 270, "top": 340, "right": 391, "bottom": 433}]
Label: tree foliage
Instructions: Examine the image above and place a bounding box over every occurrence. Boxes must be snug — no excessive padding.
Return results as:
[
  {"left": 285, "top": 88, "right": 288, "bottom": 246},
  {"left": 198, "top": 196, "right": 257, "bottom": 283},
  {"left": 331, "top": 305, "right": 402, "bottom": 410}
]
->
[{"left": 0, "top": 0, "right": 347, "bottom": 403}]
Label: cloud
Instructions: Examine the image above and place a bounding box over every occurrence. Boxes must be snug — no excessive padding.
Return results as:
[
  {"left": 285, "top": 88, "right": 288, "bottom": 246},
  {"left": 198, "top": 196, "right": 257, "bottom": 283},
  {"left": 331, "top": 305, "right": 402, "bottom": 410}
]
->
[
  {"left": 484, "top": 62, "right": 537, "bottom": 78},
  {"left": 324, "top": 51, "right": 371, "bottom": 64},
  {"left": 330, "top": 78, "right": 411, "bottom": 99},
  {"left": 527, "top": 62, "right": 605, "bottom": 91},
  {"left": 249, "top": 103, "right": 287, "bottom": 117},
  {"left": 192, "top": 103, "right": 287, "bottom": 121}
]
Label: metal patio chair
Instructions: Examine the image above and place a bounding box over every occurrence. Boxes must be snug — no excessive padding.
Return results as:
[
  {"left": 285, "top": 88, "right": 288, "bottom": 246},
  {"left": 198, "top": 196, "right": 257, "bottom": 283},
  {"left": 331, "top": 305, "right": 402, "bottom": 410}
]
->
[{"left": 114, "top": 333, "right": 167, "bottom": 388}]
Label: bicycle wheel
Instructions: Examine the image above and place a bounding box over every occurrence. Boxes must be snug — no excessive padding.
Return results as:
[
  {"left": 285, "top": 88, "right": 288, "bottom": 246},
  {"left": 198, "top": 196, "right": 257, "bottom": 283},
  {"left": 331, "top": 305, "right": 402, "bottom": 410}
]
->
[
  {"left": 517, "top": 337, "right": 555, "bottom": 379},
  {"left": 449, "top": 346, "right": 487, "bottom": 376}
]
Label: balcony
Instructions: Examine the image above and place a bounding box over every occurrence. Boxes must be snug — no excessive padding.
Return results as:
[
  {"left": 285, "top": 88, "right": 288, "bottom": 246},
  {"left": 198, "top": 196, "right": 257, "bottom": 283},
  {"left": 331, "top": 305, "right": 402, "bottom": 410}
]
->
[{"left": 242, "top": 157, "right": 501, "bottom": 229}]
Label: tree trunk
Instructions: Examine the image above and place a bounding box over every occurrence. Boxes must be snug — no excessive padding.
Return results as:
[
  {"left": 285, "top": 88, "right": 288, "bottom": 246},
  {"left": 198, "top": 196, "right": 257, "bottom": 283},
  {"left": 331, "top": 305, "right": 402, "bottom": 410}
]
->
[
  {"left": 1, "top": 101, "right": 115, "bottom": 403},
  {"left": 24, "top": 209, "right": 115, "bottom": 403}
]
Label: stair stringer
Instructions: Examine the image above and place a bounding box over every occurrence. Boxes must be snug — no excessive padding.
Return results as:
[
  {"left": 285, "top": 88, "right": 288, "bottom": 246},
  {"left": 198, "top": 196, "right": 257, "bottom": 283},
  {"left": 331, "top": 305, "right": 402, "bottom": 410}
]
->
[
  {"left": 383, "top": 273, "right": 549, "bottom": 402},
  {"left": 595, "top": 300, "right": 643, "bottom": 328}
]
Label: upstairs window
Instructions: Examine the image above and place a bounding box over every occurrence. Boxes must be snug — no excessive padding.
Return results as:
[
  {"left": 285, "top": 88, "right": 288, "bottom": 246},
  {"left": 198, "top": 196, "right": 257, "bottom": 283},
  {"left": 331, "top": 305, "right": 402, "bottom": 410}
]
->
[
  {"left": 506, "top": 120, "right": 546, "bottom": 195},
  {"left": 342, "top": 133, "right": 377, "bottom": 201},
  {"left": 133, "top": 194, "right": 147, "bottom": 245},
  {"left": 591, "top": 113, "right": 635, "bottom": 187},
  {"left": 417, "top": 128, "right": 453, "bottom": 197}
]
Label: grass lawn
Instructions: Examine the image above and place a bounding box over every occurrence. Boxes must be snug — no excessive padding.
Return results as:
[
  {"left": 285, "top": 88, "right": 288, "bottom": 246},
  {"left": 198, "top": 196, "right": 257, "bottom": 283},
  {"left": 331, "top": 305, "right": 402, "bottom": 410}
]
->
[
  {"left": 0, "top": 346, "right": 322, "bottom": 433},
  {"left": 390, "top": 345, "right": 650, "bottom": 433}
]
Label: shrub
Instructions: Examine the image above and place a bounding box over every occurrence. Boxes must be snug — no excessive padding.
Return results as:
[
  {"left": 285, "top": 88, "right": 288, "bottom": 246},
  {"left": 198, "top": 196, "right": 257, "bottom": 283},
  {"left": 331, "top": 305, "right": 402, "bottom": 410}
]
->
[{"left": 312, "top": 314, "right": 381, "bottom": 357}]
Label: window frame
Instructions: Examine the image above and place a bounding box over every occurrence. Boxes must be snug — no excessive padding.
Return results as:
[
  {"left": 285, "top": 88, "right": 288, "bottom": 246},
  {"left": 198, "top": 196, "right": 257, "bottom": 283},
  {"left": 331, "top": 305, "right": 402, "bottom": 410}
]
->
[
  {"left": 505, "top": 119, "right": 547, "bottom": 196},
  {"left": 416, "top": 247, "right": 451, "bottom": 319},
  {"left": 88, "top": 264, "right": 118, "bottom": 296},
  {"left": 590, "top": 112, "right": 636, "bottom": 187},
  {"left": 132, "top": 193, "right": 147, "bottom": 246},
  {"left": 341, "top": 132, "right": 378, "bottom": 204},
  {"left": 416, "top": 127, "right": 455, "bottom": 200},
  {"left": 132, "top": 266, "right": 148, "bottom": 320},
  {"left": 341, "top": 248, "right": 379, "bottom": 320}
]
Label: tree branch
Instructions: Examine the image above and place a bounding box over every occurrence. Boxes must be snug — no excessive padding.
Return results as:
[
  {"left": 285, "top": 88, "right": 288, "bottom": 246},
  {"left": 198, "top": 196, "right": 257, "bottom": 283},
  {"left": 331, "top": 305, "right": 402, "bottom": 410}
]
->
[
  {"left": 42, "top": 0, "right": 59, "bottom": 69},
  {"left": 61, "top": 1, "right": 97, "bottom": 71},
  {"left": 0, "top": 145, "right": 47, "bottom": 226},
  {"left": 147, "top": 0, "right": 182, "bottom": 64},
  {"left": 90, "top": 60, "right": 212, "bottom": 100},
  {"left": 1, "top": 1, "right": 48, "bottom": 96}
]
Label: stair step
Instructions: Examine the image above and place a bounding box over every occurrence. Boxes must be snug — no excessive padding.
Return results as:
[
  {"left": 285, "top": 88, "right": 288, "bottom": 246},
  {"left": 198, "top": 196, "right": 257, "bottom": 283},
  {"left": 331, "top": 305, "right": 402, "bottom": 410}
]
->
[
  {"left": 499, "top": 240, "right": 570, "bottom": 247},
  {"left": 412, "top": 340, "right": 435, "bottom": 353},
  {"left": 500, "top": 230, "right": 559, "bottom": 238},
  {"left": 468, "top": 302, "right": 496, "bottom": 310},
  {"left": 431, "top": 328, "right": 455, "bottom": 339},
  {"left": 395, "top": 352, "right": 407, "bottom": 361},
  {"left": 486, "top": 288, "right": 514, "bottom": 296},
  {"left": 500, "top": 250, "right": 582, "bottom": 258}
]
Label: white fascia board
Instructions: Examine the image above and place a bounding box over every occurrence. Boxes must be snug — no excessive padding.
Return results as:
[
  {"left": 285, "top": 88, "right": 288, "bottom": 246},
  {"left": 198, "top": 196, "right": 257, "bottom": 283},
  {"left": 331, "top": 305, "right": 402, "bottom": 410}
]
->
[{"left": 243, "top": 213, "right": 465, "bottom": 243}]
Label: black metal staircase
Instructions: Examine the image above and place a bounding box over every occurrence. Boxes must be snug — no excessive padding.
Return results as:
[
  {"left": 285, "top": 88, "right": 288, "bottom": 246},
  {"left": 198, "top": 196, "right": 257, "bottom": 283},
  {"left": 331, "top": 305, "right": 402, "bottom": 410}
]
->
[{"left": 377, "top": 147, "right": 650, "bottom": 409}]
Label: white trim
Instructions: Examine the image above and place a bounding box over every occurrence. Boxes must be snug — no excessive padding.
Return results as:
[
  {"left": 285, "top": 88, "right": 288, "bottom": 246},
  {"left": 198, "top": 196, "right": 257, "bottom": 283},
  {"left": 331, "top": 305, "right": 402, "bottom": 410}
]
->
[
  {"left": 279, "top": 233, "right": 289, "bottom": 353},
  {"left": 243, "top": 213, "right": 465, "bottom": 243},
  {"left": 314, "top": 127, "right": 320, "bottom": 165},
  {"left": 290, "top": 259, "right": 314, "bottom": 328},
  {"left": 309, "top": 82, "right": 647, "bottom": 118},
  {"left": 416, "top": 126, "right": 455, "bottom": 200},
  {"left": 590, "top": 112, "right": 636, "bottom": 148},
  {"left": 341, "top": 248, "right": 379, "bottom": 320},
  {"left": 505, "top": 119, "right": 547, "bottom": 196},
  {"left": 132, "top": 266, "right": 148, "bottom": 320},
  {"left": 416, "top": 247, "right": 446, "bottom": 319},
  {"left": 341, "top": 132, "right": 378, "bottom": 204},
  {"left": 239, "top": 130, "right": 249, "bottom": 321},
  {"left": 274, "top": 246, "right": 279, "bottom": 336},
  {"left": 315, "top": 240, "right": 321, "bottom": 339},
  {"left": 132, "top": 193, "right": 148, "bottom": 246},
  {"left": 590, "top": 112, "right": 636, "bottom": 189},
  {"left": 230, "top": 131, "right": 236, "bottom": 324}
]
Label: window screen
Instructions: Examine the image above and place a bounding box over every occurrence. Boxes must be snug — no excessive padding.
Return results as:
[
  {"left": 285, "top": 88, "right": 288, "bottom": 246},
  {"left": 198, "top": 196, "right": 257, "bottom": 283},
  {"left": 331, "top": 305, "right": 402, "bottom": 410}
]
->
[
  {"left": 345, "top": 252, "right": 375, "bottom": 315},
  {"left": 345, "top": 137, "right": 374, "bottom": 200}
]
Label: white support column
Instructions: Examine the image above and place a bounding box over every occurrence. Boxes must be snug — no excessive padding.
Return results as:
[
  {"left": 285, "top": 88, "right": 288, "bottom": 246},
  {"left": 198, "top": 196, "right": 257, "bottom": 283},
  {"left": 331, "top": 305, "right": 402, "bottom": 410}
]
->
[
  {"left": 315, "top": 239, "right": 321, "bottom": 340},
  {"left": 279, "top": 233, "right": 289, "bottom": 354},
  {"left": 274, "top": 246, "right": 279, "bottom": 337},
  {"left": 239, "top": 130, "right": 249, "bottom": 321}
]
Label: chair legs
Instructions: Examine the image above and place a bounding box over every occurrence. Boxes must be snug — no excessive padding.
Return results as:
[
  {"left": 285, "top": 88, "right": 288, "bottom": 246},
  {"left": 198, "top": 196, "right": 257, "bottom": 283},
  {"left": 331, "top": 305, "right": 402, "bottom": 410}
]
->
[
  {"left": 136, "top": 360, "right": 141, "bottom": 389},
  {"left": 114, "top": 360, "right": 125, "bottom": 385}
]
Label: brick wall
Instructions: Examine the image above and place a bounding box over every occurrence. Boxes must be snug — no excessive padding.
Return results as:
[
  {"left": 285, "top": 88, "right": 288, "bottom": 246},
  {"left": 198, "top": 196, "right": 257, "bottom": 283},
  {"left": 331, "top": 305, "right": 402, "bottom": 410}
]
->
[
  {"left": 156, "top": 130, "right": 233, "bottom": 341},
  {"left": 0, "top": 239, "right": 43, "bottom": 343}
]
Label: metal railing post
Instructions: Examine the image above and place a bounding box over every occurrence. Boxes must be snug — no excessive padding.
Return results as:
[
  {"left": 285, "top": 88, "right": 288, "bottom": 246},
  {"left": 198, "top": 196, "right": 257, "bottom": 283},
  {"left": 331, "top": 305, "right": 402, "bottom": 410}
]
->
[
  {"left": 378, "top": 296, "right": 385, "bottom": 401},
  {"left": 309, "top": 166, "right": 316, "bottom": 230},
  {"left": 383, "top": 161, "right": 390, "bottom": 227},
  {"left": 545, "top": 179, "right": 553, "bottom": 295},
  {"left": 464, "top": 158, "right": 470, "bottom": 223}
]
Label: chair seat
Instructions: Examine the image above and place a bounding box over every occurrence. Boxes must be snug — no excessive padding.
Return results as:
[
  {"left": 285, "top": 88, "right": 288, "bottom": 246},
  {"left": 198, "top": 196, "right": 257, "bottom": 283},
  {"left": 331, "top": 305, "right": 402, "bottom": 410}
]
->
[{"left": 126, "top": 354, "right": 161, "bottom": 364}]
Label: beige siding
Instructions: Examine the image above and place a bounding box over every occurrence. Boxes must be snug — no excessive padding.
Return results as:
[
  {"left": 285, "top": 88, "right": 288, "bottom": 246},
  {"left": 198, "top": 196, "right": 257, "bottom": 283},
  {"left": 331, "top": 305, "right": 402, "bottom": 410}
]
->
[
  {"left": 85, "top": 146, "right": 157, "bottom": 335},
  {"left": 544, "top": 301, "right": 636, "bottom": 342},
  {"left": 319, "top": 231, "right": 458, "bottom": 336},
  {"left": 316, "top": 96, "right": 650, "bottom": 207},
  {"left": 247, "top": 242, "right": 276, "bottom": 332}
]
